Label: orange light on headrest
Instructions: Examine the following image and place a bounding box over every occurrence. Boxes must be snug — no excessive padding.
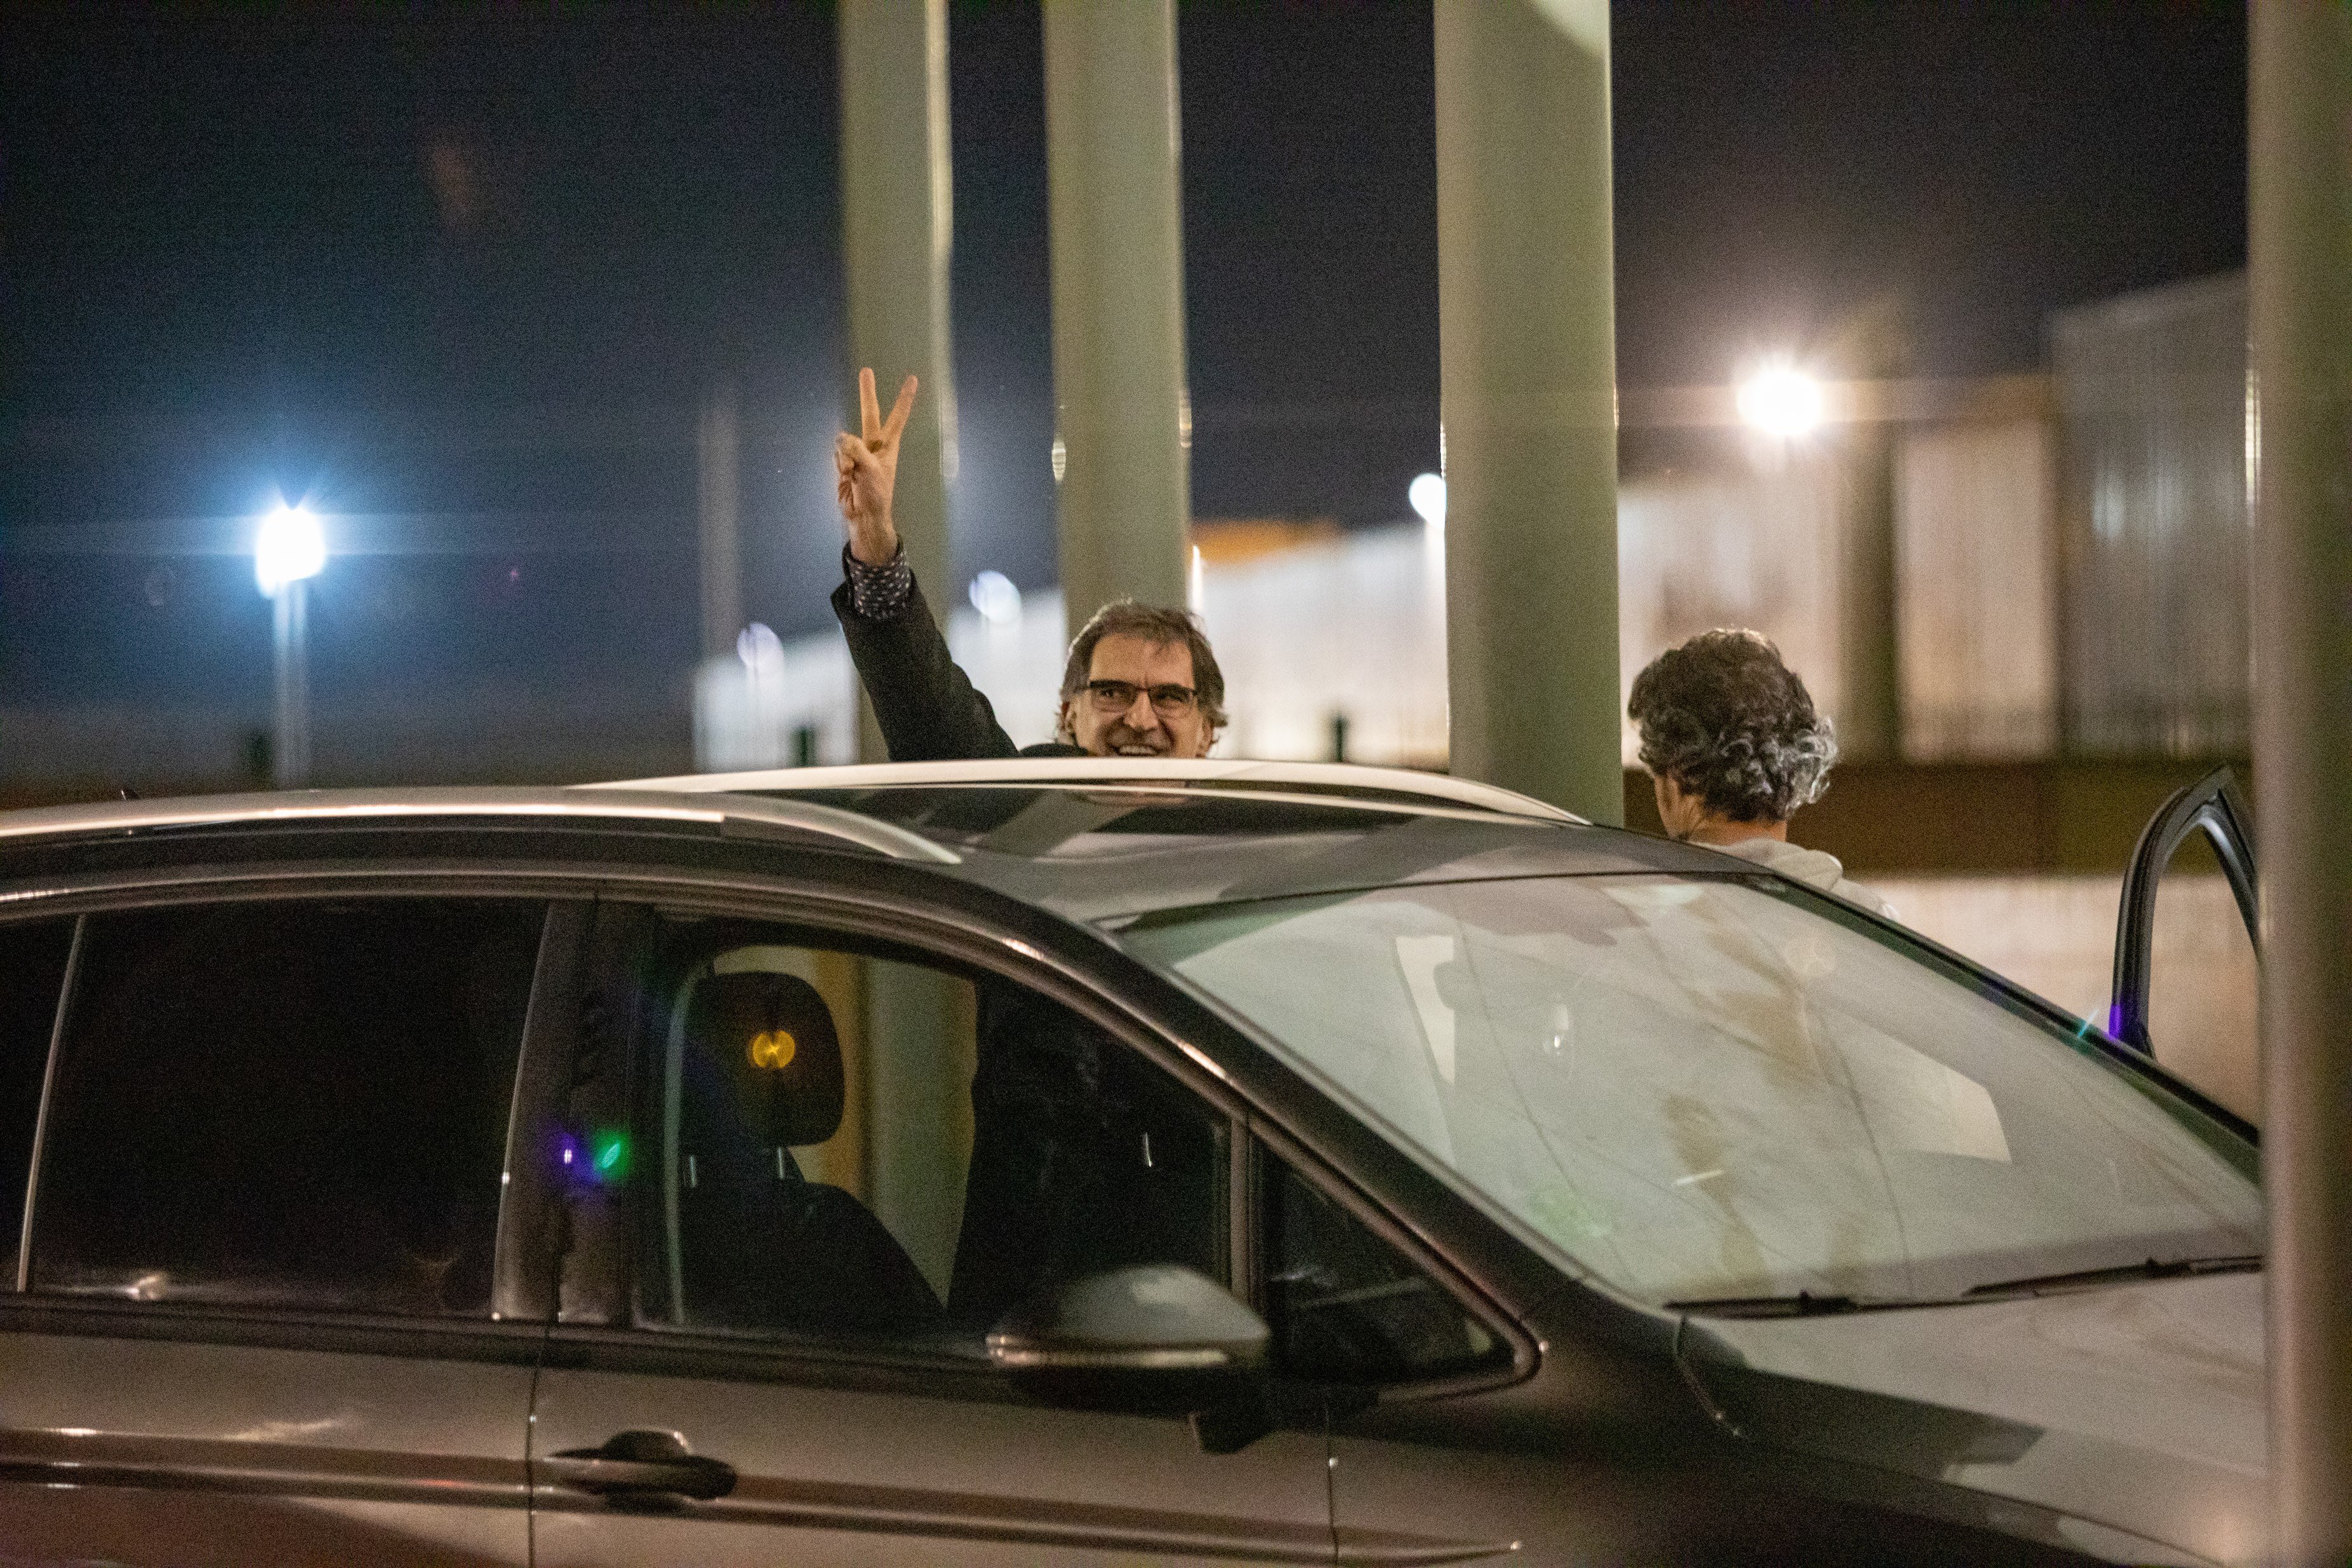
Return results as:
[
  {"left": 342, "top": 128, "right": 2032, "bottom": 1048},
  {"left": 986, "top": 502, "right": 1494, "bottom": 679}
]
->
[{"left": 747, "top": 1029, "right": 798, "bottom": 1070}]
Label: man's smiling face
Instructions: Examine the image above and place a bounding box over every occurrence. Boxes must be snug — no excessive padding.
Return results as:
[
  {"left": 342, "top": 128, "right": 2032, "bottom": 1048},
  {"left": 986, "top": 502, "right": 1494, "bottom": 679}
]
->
[{"left": 1062, "top": 632, "right": 1215, "bottom": 759}]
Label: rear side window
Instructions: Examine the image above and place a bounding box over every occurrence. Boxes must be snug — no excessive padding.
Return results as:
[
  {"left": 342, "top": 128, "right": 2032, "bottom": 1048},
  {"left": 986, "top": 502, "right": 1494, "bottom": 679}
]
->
[
  {"left": 0, "top": 919, "right": 76, "bottom": 1286},
  {"left": 31, "top": 899, "right": 544, "bottom": 1317}
]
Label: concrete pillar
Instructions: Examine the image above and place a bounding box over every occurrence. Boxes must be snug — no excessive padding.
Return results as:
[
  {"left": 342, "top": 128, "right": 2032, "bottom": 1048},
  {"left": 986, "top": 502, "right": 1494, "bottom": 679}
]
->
[
  {"left": 863, "top": 958, "right": 976, "bottom": 1302},
  {"left": 696, "top": 381, "right": 742, "bottom": 662},
  {"left": 837, "top": 0, "right": 972, "bottom": 1246},
  {"left": 1435, "top": 0, "right": 1622, "bottom": 822},
  {"left": 2250, "top": 6, "right": 2352, "bottom": 1562},
  {"left": 270, "top": 580, "right": 310, "bottom": 788},
  {"left": 839, "top": 0, "right": 959, "bottom": 624},
  {"left": 840, "top": 0, "right": 959, "bottom": 765},
  {"left": 1836, "top": 419, "right": 1901, "bottom": 761},
  {"left": 1043, "top": 0, "right": 1191, "bottom": 625}
]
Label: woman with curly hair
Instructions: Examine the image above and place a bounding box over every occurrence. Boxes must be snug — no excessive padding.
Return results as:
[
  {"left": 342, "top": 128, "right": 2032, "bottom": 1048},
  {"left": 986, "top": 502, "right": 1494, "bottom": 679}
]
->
[{"left": 1627, "top": 629, "right": 1894, "bottom": 917}]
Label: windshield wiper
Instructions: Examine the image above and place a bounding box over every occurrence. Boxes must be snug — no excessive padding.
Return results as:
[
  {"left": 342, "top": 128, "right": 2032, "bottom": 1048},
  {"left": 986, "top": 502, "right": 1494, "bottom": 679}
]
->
[
  {"left": 1669, "top": 1254, "right": 2265, "bottom": 1318},
  {"left": 1962, "top": 1254, "right": 2262, "bottom": 1300},
  {"left": 1664, "top": 1290, "right": 1899, "bottom": 1318}
]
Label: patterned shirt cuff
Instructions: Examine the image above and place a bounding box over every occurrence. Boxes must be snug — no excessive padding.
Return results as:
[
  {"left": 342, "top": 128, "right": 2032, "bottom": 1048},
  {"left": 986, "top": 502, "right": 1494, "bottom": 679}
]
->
[{"left": 844, "top": 543, "right": 915, "bottom": 621}]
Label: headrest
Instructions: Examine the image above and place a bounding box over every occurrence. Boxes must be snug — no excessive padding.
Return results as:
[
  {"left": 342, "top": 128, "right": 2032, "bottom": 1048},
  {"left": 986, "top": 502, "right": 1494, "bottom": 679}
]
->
[{"left": 685, "top": 970, "right": 845, "bottom": 1148}]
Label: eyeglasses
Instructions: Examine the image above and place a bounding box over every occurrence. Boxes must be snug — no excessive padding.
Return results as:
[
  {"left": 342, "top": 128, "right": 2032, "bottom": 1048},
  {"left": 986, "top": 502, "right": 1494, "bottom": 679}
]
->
[{"left": 1083, "top": 679, "right": 1199, "bottom": 718}]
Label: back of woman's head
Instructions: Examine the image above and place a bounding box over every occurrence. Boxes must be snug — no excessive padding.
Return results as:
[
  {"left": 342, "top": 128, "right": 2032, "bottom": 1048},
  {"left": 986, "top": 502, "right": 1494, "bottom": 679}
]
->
[{"left": 1627, "top": 629, "right": 1838, "bottom": 823}]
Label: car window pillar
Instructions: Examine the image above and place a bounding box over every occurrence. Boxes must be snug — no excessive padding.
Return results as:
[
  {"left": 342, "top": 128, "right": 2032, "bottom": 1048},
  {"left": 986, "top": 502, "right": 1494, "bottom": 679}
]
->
[{"left": 492, "top": 900, "right": 596, "bottom": 1325}]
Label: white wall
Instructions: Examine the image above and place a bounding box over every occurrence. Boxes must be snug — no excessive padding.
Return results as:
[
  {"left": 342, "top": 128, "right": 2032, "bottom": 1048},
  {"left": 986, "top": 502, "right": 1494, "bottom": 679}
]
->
[
  {"left": 1896, "top": 418, "right": 2058, "bottom": 759},
  {"left": 1196, "top": 525, "right": 1449, "bottom": 766}
]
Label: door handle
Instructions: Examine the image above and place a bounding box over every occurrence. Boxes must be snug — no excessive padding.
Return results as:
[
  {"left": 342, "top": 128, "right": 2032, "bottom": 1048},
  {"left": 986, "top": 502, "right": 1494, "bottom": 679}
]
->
[{"left": 544, "top": 1429, "right": 737, "bottom": 1506}]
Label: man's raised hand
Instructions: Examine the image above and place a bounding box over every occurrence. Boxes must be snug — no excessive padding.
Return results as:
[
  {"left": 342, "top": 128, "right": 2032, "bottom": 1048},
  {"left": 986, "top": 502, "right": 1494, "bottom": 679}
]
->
[{"left": 835, "top": 369, "right": 918, "bottom": 566}]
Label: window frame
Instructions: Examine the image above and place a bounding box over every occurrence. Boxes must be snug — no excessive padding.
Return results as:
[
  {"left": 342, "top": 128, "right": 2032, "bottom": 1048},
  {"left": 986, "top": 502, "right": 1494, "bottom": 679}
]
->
[
  {"left": 0, "top": 911, "right": 79, "bottom": 1292},
  {"left": 0, "top": 876, "right": 578, "bottom": 1358}
]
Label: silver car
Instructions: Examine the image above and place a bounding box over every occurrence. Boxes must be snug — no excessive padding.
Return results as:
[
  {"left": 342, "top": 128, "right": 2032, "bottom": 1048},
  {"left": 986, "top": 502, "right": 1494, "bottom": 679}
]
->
[{"left": 0, "top": 760, "right": 2262, "bottom": 1565}]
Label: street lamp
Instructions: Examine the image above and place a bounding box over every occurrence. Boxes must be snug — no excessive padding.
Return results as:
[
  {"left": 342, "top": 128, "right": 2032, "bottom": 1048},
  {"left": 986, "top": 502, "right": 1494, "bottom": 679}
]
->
[
  {"left": 254, "top": 501, "right": 325, "bottom": 788},
  {"left": 967, "top": 570, "right": 1023, "bottom": 625},
  {"left": 1409, "top": 472, "right": 1447, "bottom": 528},
  {"left": 1735, "top": 365, "right": 1826, "bottom": 438}
]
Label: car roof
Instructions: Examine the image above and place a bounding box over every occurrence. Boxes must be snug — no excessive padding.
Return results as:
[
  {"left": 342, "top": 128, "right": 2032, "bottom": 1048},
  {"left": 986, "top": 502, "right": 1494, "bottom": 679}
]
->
[
  {"left": 0, "top": 786, "right": 962, "bottom": 864},
  {"left": 598, "top": 759, "right": 1728, "bottom": 922},
  {"left": 0, "top": 765, "right": 1735, "bottom": 925}
]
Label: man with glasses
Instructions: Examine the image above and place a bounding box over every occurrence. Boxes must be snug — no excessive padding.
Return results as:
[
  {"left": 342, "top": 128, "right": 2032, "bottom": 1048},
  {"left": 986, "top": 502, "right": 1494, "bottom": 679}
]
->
[
  {"left": 828, "top": 371, "right": 1229, "bottom": 1330},
  {"left": 831, "top": 369, "right": 1226, "bottom": 761}
]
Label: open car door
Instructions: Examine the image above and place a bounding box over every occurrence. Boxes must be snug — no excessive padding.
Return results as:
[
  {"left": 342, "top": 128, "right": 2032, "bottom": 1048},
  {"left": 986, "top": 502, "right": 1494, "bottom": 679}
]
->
[{"left": 2110, "top": 765, "right": 2262, "bottom": 1112}]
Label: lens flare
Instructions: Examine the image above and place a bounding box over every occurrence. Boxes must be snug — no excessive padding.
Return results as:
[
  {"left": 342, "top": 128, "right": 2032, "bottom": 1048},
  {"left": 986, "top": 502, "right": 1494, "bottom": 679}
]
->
[
  {"left": 254, "top": 502, "right": 326, "bottom": 596},
  {"left": 1735, "top": 366, "right": 1825, "bottom": 438}
]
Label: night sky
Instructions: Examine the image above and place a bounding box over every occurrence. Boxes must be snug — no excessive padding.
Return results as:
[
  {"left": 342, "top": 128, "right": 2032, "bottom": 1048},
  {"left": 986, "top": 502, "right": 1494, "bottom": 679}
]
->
[{"left": 0, "top": 3, "right": 2248, "bottom": 768}]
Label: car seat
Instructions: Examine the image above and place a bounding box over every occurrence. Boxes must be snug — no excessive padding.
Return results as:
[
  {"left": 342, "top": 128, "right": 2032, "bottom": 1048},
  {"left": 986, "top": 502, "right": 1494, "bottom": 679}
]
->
[{"left": 675, "top": 969, "right": 942, "bottom": 1337}]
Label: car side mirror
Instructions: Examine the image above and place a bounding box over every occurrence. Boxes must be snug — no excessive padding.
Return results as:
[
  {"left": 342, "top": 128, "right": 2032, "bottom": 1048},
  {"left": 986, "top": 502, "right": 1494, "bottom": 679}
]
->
[{"left": 987, "top": 1264, "right": 1269, "bottom": 1415}]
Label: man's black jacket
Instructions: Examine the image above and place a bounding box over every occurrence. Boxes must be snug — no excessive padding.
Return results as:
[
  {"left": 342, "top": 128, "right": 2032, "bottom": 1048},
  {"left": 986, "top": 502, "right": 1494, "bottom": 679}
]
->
[{"left": 830, "top": 575, "right": 1084, "bottom": 761}]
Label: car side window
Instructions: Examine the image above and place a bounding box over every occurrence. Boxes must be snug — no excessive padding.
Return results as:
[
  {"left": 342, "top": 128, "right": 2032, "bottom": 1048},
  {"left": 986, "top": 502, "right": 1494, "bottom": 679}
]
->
[
  {"left": 1264, "top": 1154, "right": 1503, "bottom": 1384},
  {"left": 622, "top": 914, "right": 1229, "bottom": 1350},
  {"left": 0, "top": 918, "right": 76, "bottom": 1285},
  {"left": 29, "top": 898, "right": 544, "bottom": 1316}
]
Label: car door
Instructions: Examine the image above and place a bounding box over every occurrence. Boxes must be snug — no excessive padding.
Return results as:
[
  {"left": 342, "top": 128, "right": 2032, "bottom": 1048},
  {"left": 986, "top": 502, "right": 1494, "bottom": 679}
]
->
[
  {"left": 0, "top": 892, "right": 556, "bottom": 1567},
  {"left": 525, "top": 895, "right": 1334, "bottom": 1567},
  {"left": 2107, "top": 765, "right": 2262, "bottom": 1117}
]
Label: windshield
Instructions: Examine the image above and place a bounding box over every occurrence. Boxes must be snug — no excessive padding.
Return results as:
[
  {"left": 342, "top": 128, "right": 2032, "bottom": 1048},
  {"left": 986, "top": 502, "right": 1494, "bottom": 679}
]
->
[{"left": 1123, "top": 874, "right": 2261, "bottom": 1309}]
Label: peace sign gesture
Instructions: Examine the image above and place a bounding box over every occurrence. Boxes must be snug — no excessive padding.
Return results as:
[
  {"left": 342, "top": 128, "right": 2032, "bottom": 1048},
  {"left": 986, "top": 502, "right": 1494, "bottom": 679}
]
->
[{"left": 835, "top": 367, "right": 919, "bottom": 566}]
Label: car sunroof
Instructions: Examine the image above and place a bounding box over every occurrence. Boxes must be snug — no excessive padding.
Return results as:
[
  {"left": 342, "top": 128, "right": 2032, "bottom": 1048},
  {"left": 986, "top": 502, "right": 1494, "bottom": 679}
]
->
[{"left": 746, "top": 786, "right": 1409, "bottom": 857}]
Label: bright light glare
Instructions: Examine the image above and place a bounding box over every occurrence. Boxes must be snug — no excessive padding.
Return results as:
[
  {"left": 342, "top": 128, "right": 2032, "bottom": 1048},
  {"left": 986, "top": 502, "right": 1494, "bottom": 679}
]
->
[
  {"left": 968, "top": 569, "right": 1022, "bottom": 625},
  {"left": 588, "top": 1128, "right": 631, "bottom": 1182},
  {"left": 737, "top": 621, "right": 784, "bottom": 674},
  {"left": 1735, "top": 367, "right": 1825, "bottom": 438},
  {"left": 1409, "top": 473, "right": 1447, "bottom": 526},
  {"left": 253, "top": 503, "right": 326, "bottom": 596}
]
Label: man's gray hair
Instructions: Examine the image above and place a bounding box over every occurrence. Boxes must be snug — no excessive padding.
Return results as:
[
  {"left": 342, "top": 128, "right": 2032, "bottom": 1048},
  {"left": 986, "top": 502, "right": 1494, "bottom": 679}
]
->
[
  {"left": 1058, "top": 599, "right": 1228, "bottom": 730},
  {"left": 1627, "top": 629, "right": 1838, "bottom": 823}
]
